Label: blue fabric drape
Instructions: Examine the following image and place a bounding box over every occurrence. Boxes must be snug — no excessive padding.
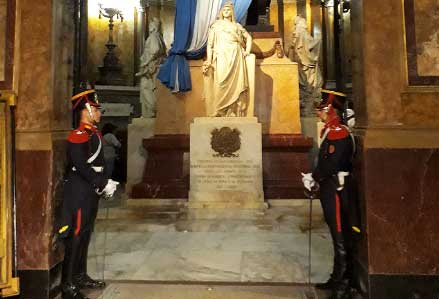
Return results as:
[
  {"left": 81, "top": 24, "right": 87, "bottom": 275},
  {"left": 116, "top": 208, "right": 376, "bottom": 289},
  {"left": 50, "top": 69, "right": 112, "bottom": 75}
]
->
[
  {"left": 158, "top": 0, "right": 252, "bottom": 92},
  {"left": 157, "top": 0, "right": 196, "bottom": 92},
  {"left": 185, "top": 0, "right": 252, "bottom": 59},
  {"left": 223, "top": 0, "right": 252, "bottom": 23},
  {"left": 186, "top": 45, "right": 206, "bottom": 60}
]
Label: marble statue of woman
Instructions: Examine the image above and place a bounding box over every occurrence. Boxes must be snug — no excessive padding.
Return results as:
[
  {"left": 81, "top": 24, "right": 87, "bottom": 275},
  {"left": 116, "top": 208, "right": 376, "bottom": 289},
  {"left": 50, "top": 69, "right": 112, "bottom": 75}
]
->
[
  {"left": 135, "top": 17, "right": 167, "bottom": 118},
  {"left": 203, "top": 2, "right": 253, "bottom": 117},
  {"left": 291, "top": 16, "right": 323, "bottom": 116}
]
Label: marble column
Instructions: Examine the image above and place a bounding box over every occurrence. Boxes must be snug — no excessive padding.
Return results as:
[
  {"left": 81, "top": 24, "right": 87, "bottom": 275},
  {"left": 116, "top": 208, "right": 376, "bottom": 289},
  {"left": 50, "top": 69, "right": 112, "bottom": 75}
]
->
[
  {"left": 321, "top": 2, "right": 336, "bottom": 89},
  {"left": 14, "top": 0, "right": 74, "bottom": 298},
  {"left": 351, "top": 0, "right": 439, "bottom": 298}
]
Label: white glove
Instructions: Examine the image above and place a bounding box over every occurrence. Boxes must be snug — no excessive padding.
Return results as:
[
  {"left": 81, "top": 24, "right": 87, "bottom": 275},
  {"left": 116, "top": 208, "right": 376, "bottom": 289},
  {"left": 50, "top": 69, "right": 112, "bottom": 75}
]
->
[
  {"left": 101, "top": 179, "right": 119, "bottom": 198},
  {"left": 301, "top": 172, "right": 315, "bottom": 192},
  {"left": 336, "top": 172, "right": 349, "bottom": 191}
]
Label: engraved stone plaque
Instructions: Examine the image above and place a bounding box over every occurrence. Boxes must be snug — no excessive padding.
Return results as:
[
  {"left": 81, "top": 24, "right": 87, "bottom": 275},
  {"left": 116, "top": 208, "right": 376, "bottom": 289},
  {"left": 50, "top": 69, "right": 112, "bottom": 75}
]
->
[{"left": 189, "top": 117, "right": 264, "bottom": 209}]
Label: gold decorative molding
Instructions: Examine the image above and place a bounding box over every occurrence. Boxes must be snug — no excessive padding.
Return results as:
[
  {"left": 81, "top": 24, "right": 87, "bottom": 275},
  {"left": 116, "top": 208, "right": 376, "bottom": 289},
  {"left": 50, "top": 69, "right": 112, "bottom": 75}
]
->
[
  {"left": 0, "top": 98, "right": 20, "bottom": 297},
  {"left": 0, "top": 278, "right": 19, "bottom": 297},
  {"left": 0, "top": 91, "right": 16, "bottom": 106}
]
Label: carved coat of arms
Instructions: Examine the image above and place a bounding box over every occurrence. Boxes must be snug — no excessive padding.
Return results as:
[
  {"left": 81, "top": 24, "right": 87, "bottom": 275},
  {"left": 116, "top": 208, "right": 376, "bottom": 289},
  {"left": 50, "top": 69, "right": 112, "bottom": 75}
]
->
[{"left": 210, "top": 127, "right": 241, "bottom": 157}]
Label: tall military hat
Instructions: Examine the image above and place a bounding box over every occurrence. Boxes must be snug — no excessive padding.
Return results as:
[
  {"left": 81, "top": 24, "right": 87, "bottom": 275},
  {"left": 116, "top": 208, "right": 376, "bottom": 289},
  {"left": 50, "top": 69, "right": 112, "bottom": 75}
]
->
[
  {"left": 71, "top": 89, "right": 101, "bottom": 128},
  {"left": 316, "top": 89, "right": 347, "bottom": 111}
]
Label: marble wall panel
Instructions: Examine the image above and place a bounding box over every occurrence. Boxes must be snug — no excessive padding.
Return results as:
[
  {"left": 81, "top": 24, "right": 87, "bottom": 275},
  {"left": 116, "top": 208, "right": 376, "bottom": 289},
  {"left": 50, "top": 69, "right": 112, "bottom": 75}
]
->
[
  {"left": 15, "top": 0, "right": 52, "bottom": 131},
  {"left": 352, "top": 0, "right": 438, "bottom": 128},
  {"left": 49, "top": 137, "right": 67, "bottom": 266},
  {"left": 413, "top": 0, "right": 439, "bottom": 77},
  {"left": 401, "top": 91, "right": 439, "bottom": 128},
  {"left": 351, "top": 133, "right": 368, "bottom": 270},
  {"left": 409, "top": 0, "right": 439, "bottom": 78},
  {"left": 362, "top": 0, "right": 404, "bottom": 125},
  {"left": 363, "top": 148, "right": 439, "bottom": 275},
  {"left": 16, "top": 150, "right": 53, "bottom": 269}
]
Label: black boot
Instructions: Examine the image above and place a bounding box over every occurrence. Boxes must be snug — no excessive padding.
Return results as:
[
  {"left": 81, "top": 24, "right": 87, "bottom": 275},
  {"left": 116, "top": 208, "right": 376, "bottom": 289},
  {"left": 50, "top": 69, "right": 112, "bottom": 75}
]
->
[
  {"left": 75, "top": 273, "right": 106, "bottom": 289},
  {"left": 327, "top": 280, "right": 350, "bottom": 299},
  {"left": 327, "top": 290, "right": 349, "bottom": 299},
  {"left": 62, "top": 283, "right": 90, "bottom": 299},
  {"left": 62, "top": 236, "right": 88, "bottom": 299},
  {"left": 326, "top": 239, "right": 349, "bottom": 299}
]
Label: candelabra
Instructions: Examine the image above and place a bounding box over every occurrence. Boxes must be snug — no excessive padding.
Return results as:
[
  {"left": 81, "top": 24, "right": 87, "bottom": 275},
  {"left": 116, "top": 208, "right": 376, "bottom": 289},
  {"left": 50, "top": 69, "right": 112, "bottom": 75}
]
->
[{"left": 97, "top": 4, "right": 125, "bottom": 85}]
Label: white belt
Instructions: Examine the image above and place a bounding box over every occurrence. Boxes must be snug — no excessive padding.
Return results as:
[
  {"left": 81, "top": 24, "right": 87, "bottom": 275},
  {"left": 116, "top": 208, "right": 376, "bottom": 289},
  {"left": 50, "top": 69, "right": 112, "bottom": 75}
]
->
[
  {"left": 336, "top": 171, "right": 350, "bottom": 191},
  {"left": 72, "top": 166, "right": 104, "bottom": 173}
]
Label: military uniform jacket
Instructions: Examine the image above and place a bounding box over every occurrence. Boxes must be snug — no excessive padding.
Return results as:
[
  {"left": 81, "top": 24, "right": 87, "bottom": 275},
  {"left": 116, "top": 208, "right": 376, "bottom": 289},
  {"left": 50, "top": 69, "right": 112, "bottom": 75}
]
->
[
  {"left": 59, "top": 122, "right": 107, "bottom": 237},
  {"left": 313, "top": 116, "right": 354, "bottom": 183}
]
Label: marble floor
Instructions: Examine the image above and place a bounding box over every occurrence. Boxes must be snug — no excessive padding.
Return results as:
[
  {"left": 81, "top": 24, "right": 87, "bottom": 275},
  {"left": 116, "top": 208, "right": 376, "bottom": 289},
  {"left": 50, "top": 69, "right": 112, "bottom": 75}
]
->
[
  {"left": 88, "top": 198, "right": 333, "bottom": 284},
  {"left": 84, "top": 283, "right": 332, "bottom": 299}
]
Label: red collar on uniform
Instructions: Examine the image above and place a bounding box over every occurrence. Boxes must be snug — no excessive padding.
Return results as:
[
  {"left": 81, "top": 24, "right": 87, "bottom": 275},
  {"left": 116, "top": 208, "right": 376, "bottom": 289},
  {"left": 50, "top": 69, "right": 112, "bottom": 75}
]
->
[
  {"left": 322, "top": 115, "right": 349, "bottom": 140},
  {"left": 321, "top": 115, "right": 340, "bottom": 137},
  {"left": 78, "top": 122, "right": 97, "bottom": 133},
  {"left": 324, "top": 115, "right": 341, "bottom": 129}
]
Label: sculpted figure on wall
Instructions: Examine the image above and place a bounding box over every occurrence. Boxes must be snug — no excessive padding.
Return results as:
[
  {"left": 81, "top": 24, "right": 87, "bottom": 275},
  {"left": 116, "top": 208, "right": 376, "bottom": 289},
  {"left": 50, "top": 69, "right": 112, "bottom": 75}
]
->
[
  {"left": 136, "top": 17, "right": 167, "bottom": 118},
  {"left": 203, "top": 2, "right": 253, "bottom": 117},
  {"left": 290, "top": 16, "right": 323, "bottom": 116}
]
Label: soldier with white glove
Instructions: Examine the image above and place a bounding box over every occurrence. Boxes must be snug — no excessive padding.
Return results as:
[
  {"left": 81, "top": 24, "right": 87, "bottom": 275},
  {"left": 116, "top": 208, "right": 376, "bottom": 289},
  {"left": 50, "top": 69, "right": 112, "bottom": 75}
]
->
[
  {"left": 301, "top": 172, "right": 316, "bottom": 191},
  {"left": 99, "top": 179, "right": 119, "bottom": 198},
  {"left": 58, "top": 89, "right": 109, "bottom": 299},
  {"left": 305, "top": 90, "right": 360, "bottom": 299}
]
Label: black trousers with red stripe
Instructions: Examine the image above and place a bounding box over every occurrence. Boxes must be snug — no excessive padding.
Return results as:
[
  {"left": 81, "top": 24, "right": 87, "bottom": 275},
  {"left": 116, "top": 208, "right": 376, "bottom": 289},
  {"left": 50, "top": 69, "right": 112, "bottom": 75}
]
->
[
  {"left": 319, "top": 177, "right": 354, "bottom": 286},
  {"left": 62, "top": 197, "right": 99, "bottom": 285}
]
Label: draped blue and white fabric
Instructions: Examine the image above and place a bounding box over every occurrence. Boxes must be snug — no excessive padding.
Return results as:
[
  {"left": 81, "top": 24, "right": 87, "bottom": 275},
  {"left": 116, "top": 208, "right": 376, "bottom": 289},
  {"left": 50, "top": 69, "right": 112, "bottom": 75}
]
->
[
  {"left": 228, "top": 0, "right": 252, "bottom": 23},
  {"left": 186, "top": 0, "right": 223, "bottom": 57},
  {"left": 157, "top": 0, "right": 252, "bottom": 93}
]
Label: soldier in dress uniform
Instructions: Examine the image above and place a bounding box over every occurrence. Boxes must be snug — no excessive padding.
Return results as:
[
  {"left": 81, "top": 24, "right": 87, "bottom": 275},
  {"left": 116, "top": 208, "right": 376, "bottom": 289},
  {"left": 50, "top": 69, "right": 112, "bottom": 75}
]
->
[
  {"left": 59, "top": 89, "right": 118, "bottom": 299},
  {"left": 302, "top": 90, "right": 361, "bottom": 299}
]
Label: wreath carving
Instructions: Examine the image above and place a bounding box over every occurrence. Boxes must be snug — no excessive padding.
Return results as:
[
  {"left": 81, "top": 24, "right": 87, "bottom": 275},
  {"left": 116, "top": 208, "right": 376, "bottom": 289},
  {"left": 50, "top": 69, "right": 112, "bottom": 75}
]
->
[{"left": 210, "top": 127, "right": 241, "bottom": 157}]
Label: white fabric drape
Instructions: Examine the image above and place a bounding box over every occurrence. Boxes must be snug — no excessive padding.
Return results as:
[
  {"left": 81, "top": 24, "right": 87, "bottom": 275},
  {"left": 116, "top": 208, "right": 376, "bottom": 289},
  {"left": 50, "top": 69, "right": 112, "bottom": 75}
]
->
[{"left": 186, "top": 0, "right": 223, "bottom": 52}]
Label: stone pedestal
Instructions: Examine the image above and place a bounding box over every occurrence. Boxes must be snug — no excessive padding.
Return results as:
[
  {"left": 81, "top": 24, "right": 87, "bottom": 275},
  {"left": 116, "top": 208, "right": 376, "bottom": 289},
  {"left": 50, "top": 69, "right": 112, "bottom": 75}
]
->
[
  {"left": 131, "top": 135, "right": 189, "bottom": 198},
  {"left": 189, "top": 117, "right": 265, "bottom": 209},
  {"left": 127, "top": 118, "right": 155, "bottom": 193},
  {"left": 262, "top": 134, "right": 313, "bottom": 198}
]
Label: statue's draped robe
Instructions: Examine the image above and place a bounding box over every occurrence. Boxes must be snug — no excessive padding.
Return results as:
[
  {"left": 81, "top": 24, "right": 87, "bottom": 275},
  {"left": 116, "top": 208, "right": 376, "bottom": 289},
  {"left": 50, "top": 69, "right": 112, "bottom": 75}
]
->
[
  {"left": 205, "top": 19, "right": 249, "bottom": 116},
  {"left": 293, "top": 27, "right": 322, "bottom": 90},
  {"left": 138, "top": 30, "right": 166, "bottom": 117}
]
